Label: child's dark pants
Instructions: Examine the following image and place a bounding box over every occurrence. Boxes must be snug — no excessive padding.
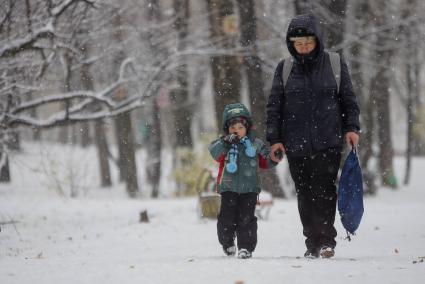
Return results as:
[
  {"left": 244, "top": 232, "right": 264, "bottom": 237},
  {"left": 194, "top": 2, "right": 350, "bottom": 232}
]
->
[
  {"left": 287, "top": 148, "right": 341, "bottom": 251},
  {"left": 217, "top": 191, "right": 258, "bottom": 252}
]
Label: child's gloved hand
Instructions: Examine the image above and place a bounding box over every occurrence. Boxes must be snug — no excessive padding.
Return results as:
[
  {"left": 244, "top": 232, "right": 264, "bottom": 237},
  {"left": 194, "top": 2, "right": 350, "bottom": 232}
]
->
[
  {"left": 222, "top": 133, "right": 239, "bottom": 144},
  {"left": 240, "top": 136, "right": 256, "bottom": 157}
]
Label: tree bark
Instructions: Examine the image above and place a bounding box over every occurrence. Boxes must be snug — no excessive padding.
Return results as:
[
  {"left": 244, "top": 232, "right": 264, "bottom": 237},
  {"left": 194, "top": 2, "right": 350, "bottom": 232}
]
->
[
  {"left": 115, "top": 110, "right": 139, "bottom": 197},
  {"left": 206, "top": 0, "right": 241, "bottom": 129},
  {"left": 58, "top": 52, "right": 72, "bottom": 144},
  {"left": 146, "top": 100, "right": 161, "bottom": 198},
  {"left": 402, "top": 1, "right": 419, "bottom": 184},
  {"left": 145, "top": 0, "right": 164, "bottom": 198},
  {"left": 80, "top": 122, "right": 91, "bottom": 147},
  {"left": 79, "top": 36, "right": 112, "bottom": 188},
  {"left": 371, "top": 6, "right": 397, "bottom": 188},
  {"left": 237, "top": 0, "right": 285, "bottom": 198},
  {"left": 113, "top": 14, "right": 139, "bottom": 197},
  {"left": 404, "top": 61, "right": 413, "bottom": 185},
  {"left": 94, "top": 120, "right": 112, "bottom": 187},
  {"left": 371, "top": 64, "right": 397, "bottom": 188},
  {"left": 0, "top": 152, "right": 10, "bottom": 183},
  {"left": 171, "top": 0, "right": 192, "bottom": 147}
]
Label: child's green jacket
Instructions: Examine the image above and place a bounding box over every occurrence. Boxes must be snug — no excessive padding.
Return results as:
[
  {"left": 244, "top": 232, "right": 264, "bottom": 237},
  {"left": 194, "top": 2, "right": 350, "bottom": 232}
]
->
[{"left": 209, "top": 137, "right": 277, "bottom": 194}]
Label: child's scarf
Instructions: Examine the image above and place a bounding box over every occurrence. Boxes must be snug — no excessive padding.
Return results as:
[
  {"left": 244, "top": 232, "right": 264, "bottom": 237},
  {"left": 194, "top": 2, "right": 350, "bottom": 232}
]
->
[{"left": 225, "top": 137, "right": 256, "bottom": 173}]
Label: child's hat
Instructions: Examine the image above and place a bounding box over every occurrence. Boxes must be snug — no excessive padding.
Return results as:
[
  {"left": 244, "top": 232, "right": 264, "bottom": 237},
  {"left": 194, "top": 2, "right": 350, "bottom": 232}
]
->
[{"left": 222, "top": 103, "right": 252, "bottom": 133}]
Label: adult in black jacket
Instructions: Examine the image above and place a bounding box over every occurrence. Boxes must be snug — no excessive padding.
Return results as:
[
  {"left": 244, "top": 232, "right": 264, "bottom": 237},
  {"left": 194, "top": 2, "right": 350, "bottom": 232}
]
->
[{"left": 266, "top": 14, "right": 360, "bottom": 258}]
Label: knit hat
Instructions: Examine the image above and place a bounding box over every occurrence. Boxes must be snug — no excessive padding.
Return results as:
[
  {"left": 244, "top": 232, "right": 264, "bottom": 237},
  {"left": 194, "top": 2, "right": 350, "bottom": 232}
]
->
[
  {"left": 222, "top": 103, "right": 252, "bottom": 134},
  {"left": 288, "top": 27, "right": 315, "bottom": 41}
]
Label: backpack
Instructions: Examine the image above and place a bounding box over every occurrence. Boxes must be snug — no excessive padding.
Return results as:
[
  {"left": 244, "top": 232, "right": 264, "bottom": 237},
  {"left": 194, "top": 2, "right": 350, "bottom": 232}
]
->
[
  {"left": 338, "top": 149, "right": 364, "bottom": 240},
  {"left": 282, "top": 51, "right": 341, "bottom": 93}
]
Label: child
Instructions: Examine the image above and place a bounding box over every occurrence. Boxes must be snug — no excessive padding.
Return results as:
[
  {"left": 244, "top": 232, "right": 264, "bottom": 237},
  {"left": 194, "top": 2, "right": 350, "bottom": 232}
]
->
[{"left": 208, "top": 103, "right": 278, "bottom": 259}]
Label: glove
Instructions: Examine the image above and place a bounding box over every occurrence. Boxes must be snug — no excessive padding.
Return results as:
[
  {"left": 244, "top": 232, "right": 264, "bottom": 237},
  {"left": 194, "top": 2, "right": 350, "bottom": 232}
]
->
[
  {"left": 222, "top": 133, "right": 239, "bottom": 144},
  {"left": 240, "top": 136, "right": 256, "bottom": 157}
]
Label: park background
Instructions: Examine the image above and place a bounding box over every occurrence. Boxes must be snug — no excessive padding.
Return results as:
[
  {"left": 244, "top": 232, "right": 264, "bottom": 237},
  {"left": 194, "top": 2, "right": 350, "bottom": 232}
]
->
[{"left": 1, "top": 1, "right": 425, "bottom": 283}]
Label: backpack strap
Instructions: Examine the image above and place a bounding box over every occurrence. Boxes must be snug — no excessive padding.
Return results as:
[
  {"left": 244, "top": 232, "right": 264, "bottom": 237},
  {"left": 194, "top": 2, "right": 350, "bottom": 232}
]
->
[
  {"left": 282, "top": 53, "right": 341, "bottom": 93},
  {"left": 281, "top": 57, "right": 294, "bottom": 89},
  {"left": 328, "top": 51, "right": 341, "bottom": 94}
]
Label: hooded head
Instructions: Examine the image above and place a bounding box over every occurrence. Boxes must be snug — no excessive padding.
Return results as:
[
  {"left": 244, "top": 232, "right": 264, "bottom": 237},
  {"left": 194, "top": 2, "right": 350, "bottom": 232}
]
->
[
  {"left": 286, "top": 14, "right": 324, "bottom": 63},
  {"left": 222, "top": 103, "right": 252, "bottom": 134}
]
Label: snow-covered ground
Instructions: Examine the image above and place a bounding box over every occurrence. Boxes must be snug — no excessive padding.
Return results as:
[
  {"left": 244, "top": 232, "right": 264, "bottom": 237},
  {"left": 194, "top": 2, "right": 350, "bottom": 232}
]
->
[{"left": 1, "top": 144, "right": 425, "bottom": 284}]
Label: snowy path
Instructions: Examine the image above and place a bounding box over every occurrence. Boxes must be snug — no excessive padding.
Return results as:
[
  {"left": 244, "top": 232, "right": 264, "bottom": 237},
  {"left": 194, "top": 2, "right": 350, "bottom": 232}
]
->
[{"left": 1, "top": 157, "right": 425, "bottom": 283}]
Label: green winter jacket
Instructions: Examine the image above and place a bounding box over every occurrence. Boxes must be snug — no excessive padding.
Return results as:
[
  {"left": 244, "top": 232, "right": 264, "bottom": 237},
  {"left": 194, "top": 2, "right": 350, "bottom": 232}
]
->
[{"left": 209, "top": 136, "right": 277, "bottom": 194}]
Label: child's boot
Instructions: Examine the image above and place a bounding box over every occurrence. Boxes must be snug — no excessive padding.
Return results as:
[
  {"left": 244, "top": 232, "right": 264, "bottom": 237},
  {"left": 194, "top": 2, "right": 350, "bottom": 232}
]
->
[
  {"left": 237, "top": 249, "right": 252, "bottom": 259},
  {"left": 223, "top": 245, "right": 236, "bottom": 256}
]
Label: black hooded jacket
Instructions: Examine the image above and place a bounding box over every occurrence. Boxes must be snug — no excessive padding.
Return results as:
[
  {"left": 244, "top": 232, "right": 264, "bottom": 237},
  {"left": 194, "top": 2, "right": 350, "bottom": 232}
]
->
[{"left": 266, "top": 14, "right": 360, "bottom": 157}]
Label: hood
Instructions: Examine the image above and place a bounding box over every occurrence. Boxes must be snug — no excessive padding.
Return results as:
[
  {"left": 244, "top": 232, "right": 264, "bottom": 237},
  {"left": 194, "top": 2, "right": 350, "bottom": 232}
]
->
[
  {"left": 222, "top": 103, "right": 252, "bottom": 133},
  {"left": 286, "top": 14, "right": 324, "bottom": 62}
]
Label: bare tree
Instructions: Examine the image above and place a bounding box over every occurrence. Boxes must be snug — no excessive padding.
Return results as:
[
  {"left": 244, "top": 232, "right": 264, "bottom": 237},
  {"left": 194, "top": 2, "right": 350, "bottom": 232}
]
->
[{"left": 0, "top": 1, "right": 175, "bottom": 188}]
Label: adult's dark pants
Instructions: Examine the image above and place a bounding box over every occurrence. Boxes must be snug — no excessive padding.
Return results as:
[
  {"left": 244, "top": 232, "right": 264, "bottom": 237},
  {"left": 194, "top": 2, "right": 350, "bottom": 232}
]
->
[
  {"left": 287, "top": 148, "right": 341, "bottom": 251},
  {"left": 217, "top": 191, "right": 258, "bottom": 252}
]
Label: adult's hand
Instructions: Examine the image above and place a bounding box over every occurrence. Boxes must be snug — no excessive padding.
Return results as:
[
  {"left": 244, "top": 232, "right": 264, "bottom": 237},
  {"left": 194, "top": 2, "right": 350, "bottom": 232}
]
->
[
  {"left": 345, "top": 132, "right": 359, "bottom": 149},
  {"left": 270, "top": 143, "right": 285, "bottom": 163}
]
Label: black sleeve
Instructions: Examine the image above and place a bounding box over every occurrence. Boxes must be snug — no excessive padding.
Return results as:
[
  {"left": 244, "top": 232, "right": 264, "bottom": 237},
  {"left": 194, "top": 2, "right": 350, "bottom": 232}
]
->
[
  {"left": 339, "top": 56, "right": 360, "bottom": 134},
  {"left": 266, "top": 60, "right": 285, "bottom": 145}
]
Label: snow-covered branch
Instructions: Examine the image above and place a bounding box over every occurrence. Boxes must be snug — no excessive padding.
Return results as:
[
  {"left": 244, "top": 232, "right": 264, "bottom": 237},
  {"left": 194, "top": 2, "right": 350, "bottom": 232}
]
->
[{"left": 0, "top": 23, "right": 55, "bottom": 58}]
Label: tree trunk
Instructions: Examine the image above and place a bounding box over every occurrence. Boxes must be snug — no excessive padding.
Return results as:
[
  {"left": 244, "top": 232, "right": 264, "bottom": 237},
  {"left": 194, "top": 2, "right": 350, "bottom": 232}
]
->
[
  {"left": 404, "top": 61, "right": 413, "bottom": 185},
  {"left": 29, "top": 94, "right": 41, "bottom": 141},
  {"left": 79, "top": 40, "right": 112, "bottom": 188},
  {"left": 402, "top": 2, "right": 419, "bottom": 184},
  {"left": 146, "top": 100, "right": 162, "bottom": 198},
  {"left": 80, "top": 122, "right": 91, "bottom": 148},
  {"left": 115, "top": 110, "right": 139, "bottom": 197},
  {"left": 237, "top": 0, "right": 285, "bottom": 198},
  {"left": 58, "top": 52, "right": 72, "bottom": 144},
  {"left": 206, "top": 0, "right": 241, "bottom": 128},
  {"left": 372, "top": 65, "right": 397, "bottom": 188},
  {"left": 145, "top": 0, "right": 163, "bottom": 198},
  {"left": 172, "top": 0, "right": 192, "bottom": 147},
  {"left": 77, "top": 37, "right": 91, "bottom": 148},
  {"left": 113, "top": 14, "right": 139, "bottom": 197},
  {"left": 94, "top": 120, "right": 112, "bottom": 187},
  {"left": 411, "top": 58, "right": 424, "bottom": 155},
  {"left": 0, "top": 152, "right": 10, "bottom": 183},
  {"left": 371, "top": 6, "right": 397, "bottom": 188}
]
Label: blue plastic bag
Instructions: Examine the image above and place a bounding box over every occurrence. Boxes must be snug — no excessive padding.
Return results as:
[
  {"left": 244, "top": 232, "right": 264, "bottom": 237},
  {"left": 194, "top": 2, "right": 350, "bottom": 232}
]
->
[{"left": 338, "top": 149, "right": 364, "bottom": 239}]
